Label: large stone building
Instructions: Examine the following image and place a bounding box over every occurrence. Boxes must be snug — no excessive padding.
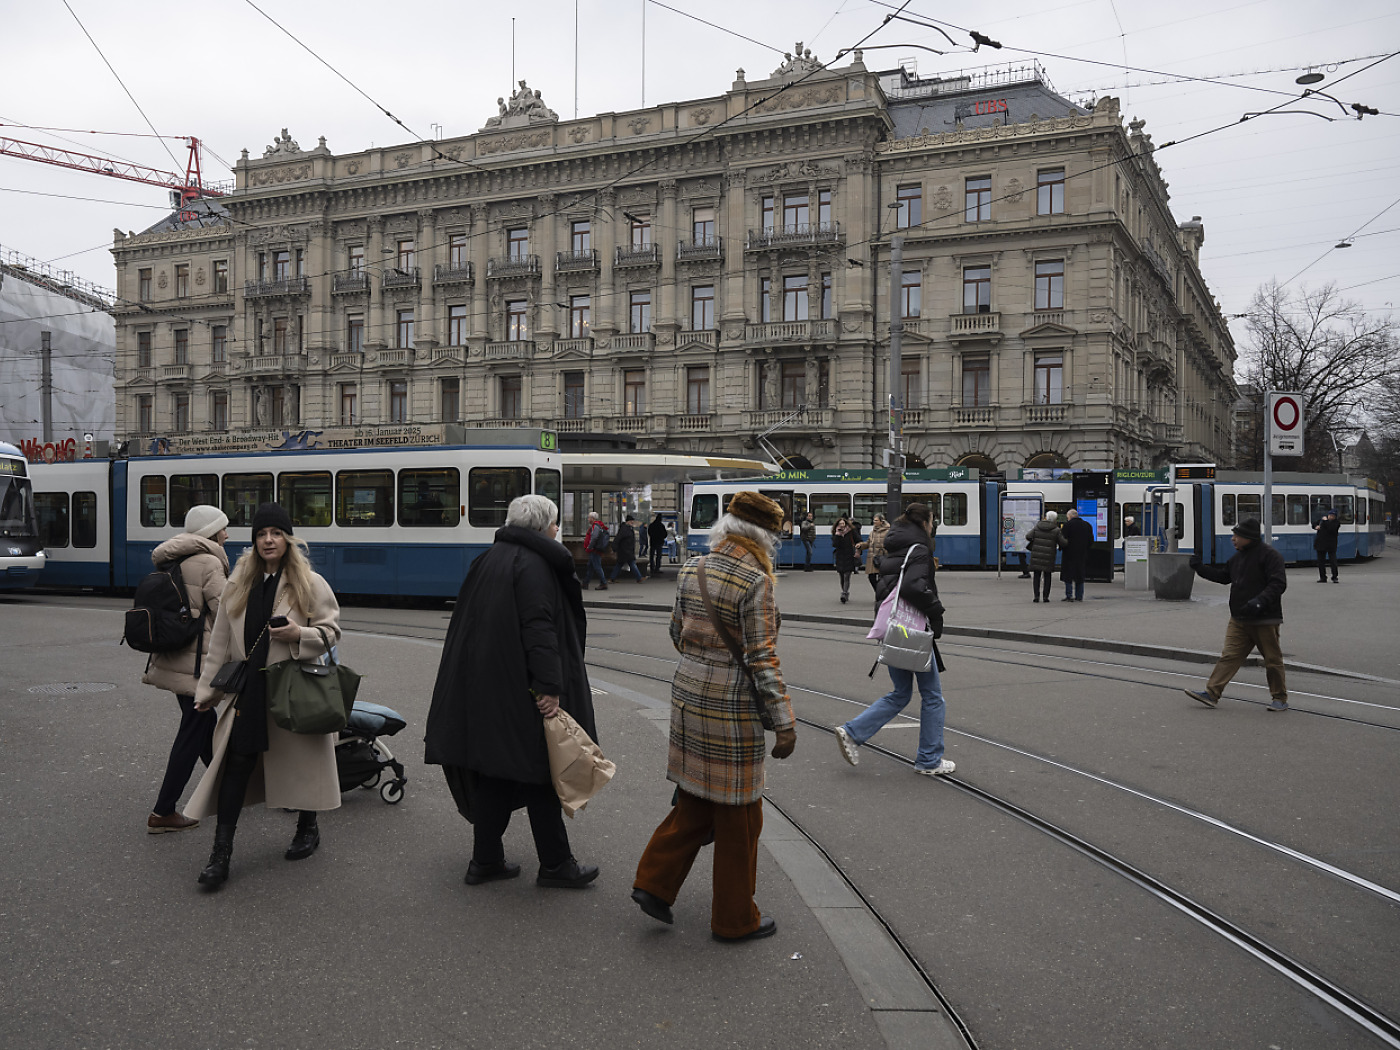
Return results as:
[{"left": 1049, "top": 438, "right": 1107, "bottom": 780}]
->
[{"left": 110, "top": 52, "right": 1236, "bottom": 471}]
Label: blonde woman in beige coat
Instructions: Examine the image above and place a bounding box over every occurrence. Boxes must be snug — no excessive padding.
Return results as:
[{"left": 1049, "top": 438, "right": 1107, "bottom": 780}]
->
[
  {"left": 143, "top": 505, "right": 230, "bottom": 833},
  {"left": 858, "top": 514, "right": 890, "bottom": 593},
  {"left": 187, "top": 503, "right": 341, "bottom": 889}
]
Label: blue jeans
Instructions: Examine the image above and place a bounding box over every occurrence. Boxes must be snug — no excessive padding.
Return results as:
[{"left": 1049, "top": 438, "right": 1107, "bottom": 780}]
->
[
  {"left": 841, "top": 664, "right": 946, "bottom": 769},
  {"left": 609, "top": 557, "right": 642, "bottom": 582},
  {"left": 584, "top": 552, "right": 606, "bottom": 586}
]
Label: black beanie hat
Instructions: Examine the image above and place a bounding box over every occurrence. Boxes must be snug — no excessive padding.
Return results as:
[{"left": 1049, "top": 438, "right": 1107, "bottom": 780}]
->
[{"left": 251, "top": 502, "right": 294, "bottom": 538}]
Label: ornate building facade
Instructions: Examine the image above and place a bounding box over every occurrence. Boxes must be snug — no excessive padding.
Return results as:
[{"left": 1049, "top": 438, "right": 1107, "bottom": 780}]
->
[{"left": 111, "top": 54, "right": 1235, "bottom": 471}]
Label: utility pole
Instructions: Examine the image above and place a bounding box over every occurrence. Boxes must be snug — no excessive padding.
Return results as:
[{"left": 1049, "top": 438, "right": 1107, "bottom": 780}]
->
[
  {"left": 40, "top": 330, "right": 52, "bottom": 443},
  {"left": 885, "top": 235, "right": 904, "bottom": 520}
]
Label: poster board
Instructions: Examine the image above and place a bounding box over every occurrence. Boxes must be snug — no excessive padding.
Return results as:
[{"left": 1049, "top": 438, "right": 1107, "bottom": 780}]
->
[{"left": 1001, "top": 497, "right": 1044, "bottom": 553}]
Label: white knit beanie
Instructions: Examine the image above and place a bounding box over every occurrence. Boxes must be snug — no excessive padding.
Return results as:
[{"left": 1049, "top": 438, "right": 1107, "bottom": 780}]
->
[{"left": 183, "top": 504, "right": 229, "bottom": 538}]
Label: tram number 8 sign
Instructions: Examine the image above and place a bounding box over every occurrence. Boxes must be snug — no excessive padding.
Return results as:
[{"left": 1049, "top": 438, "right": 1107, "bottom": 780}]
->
[{"left": 1267, "top": 392, "right": 1305, "bottom": 457}]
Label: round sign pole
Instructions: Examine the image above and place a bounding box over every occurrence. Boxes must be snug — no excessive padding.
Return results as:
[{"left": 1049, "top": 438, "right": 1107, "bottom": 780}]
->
[{"left": 1263, "top": 395, "right": 1273, "bottom": 545}]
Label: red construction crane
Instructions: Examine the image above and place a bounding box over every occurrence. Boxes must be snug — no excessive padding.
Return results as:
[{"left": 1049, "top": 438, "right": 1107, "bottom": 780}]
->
[{"left": 0, "top": 134, "right": 232, "bottom": 221}]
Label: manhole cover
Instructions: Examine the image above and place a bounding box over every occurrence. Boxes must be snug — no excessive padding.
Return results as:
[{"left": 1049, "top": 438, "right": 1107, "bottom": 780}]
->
[{"left": 28, "top": 683, "right": 117, "bottom": 696}]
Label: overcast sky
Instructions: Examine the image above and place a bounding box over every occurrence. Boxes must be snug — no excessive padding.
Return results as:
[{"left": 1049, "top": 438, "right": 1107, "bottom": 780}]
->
[{"left": 2, "top": 0, "right": 1396, "bottom": 351}]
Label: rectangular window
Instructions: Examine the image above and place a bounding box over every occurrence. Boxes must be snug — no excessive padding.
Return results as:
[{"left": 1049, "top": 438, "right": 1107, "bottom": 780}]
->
[
  {"left": 139, "top": 475, "right": 167, "bottom": 527},
  {"left": 174, "top": 329, "right": 189, "bottom": 365},
  {"left": 691, "top": 493, "right": 719, "bottom": 529},
  {"left": 335, "top": 469, "right": 393, "bottom": 527},
  {"left": 440, "top": 377, "right": 460, "bottom": 422},
  {"left": 896, "top": 184, "right": 922, "bottom": 229},
  {"left": 347, "top": 314, "right": 364, "bottom": 352},
  {"left": 942, "top": 493, "right": 969, "bottom": 527},
  {"left": 901, "top": 358, "right": 920, "bottom": 408},
  {"left": 468, "top": 466, "right": 531, "bottom": 528},
  {"left": 139, "top": 269, "right": 152, "bottom": 301},
  {"left": 901, "top": 270, "right": 921, "bottom": 319},
  {"left": 269, "top": 386, "right": 286, "bottom": 427},
  {"left": 630, "top": 214, "right": 652, "bottom": 249},
  {"left": 257, "top": 253, "right": 267, "bottom": 281},
  {"left": 760, "top": 196, "right": 775, "bottom": 233},
  {"left": 818, "top": 189, "right": 832, "bottom": 227},
  {"left": 1035, "top": 260, "right": 1064, "bottom": 310},
  {"left": 388, "top": 380, "right": 408, "bottom": 423},
  {"left": 173, "top": 393, "right": 190, "bottom": 433},
  {"left": 448, "top": 233, "right": 468, "bottom": 268},
  {"left": 278, "top": 471, "right": 332, "bottom": 528},
  {"left": 137, "top": 331, "right": 152, "bottom": 367},
  {"left": 852, "top": 493, "right": 887, "bottom": 527},
  {"left": 624, "top": 369, "right": 647, "bottom": 416},
  {"left": 963, "top": 355, "right": 991, "bottom": 406},
  {"left": 397, "top": 309, "right": 415, "bottom": 349},
  {"left": 563, "top": 371, "right": 585, "bottom": 418},
  {"left": 629, "top": 290, "right": 651, "bottom": 334},
  {"left": 1034, "top": 353, "right": 1063, "bottom": 404},
  {"left": 507, "top": 227, "right": 529, "bottom": 261},
  {"left": 35, "top": 493, "right": 69, "bottom": 548},
  {"left": 783, "top": 275, "right": 809, "bottom": 322},
  {"left": 222, "top": 473, "right": 274, "bottom": 528},
  {"left": 339, "top": 383, "right": 357, "bottom": 425},
  {"left": 213, "top": 260, "right": 228, "bottom": 294},
  {"left": 821, "top": 273, "right": 832, "bottom": 319},
  {"left": 273, "top": 250, "right": 290, "bottom": 280},
  {"left": 535, "top": 468, "right": 562, "bottom": 508},
  {"left": 399, "top": 468, "right": 460, "bottom": 527},
  {"left": 1038, "top": 168, "right": 1065, "bottom": 215},
  {"left": 295, "top": 249, "right": 305, "bottom": 277},
  {"left": 212, "top": 391, "right": 228, "bottom": 431},
  {"left": 687, "top": 366, "right": 710, "bottom": 415},
  {"left": 965, "top": 176, "right": 991, "bottom": 222},
  {"left": 1311, "top": 494, "right": 1333, "bottom": 522},
  {"left": 273, "top": 317, "right": 288, "bottom": 354},
  {"left": 175, "top": 264, "right": 189, "bottom": 298},
  {"left": 692, "top": 206, "right": 715, "bottom": 244},
  {"left": 211, "top": 325, "right": 227, "bottom": 364},
  {"left": 1237, "top": 493, "right": 1262, "bottom": 523},
  {"left": 1287, "top": 493, "right": 1309, "bottom": 525},
  {"left": 570, "top": 221, "right": 591, "bottom": 254},
  {"left": 500, "top": 375, "right": 522, "bottom": 419},
  {"left": 73, "top": 491, "right": 97, "bottom": 548},
  {"left": 783, "top": 193, "right": 809, "bottom": 229},
  {"left": 448, "top": 303, "right": 468, "bottom": 346},
  {"left": 137, "top": 395, "right": 153, "bottom": 434},
  {"left": 760, "top": 277, "right": 772, "bottom": 324},
  {"left": 397, "top": 239, "right": 416, "bottom": 271},
  {"left": 808, "top": 492, "right": 851, "bottom": 525},
  {"left": 168, "top": 473, "right": 218, "bottom": 525},
  {"left": 506, "top": 300, "right": 528, "bottom": 341},
  {"left": 781, "top": 361, "right": 805, "bottom": 409},
  {"left": 963, "top": 265, "right": 991, "bottom": 314},
  {"left": 570, "top": 295, "right": 591, "bottom": 338},
  {"left": 348, "top": 245, "right": 365, "bottom": 275},
  {"left": 692, "top": 285, "right": 715, "bottom": 330},
  {"left": 1335, "top": 494, "right": 1355, "bottom": 524}
]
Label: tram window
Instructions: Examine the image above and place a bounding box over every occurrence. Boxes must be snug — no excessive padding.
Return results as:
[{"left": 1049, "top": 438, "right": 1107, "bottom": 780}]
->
[
  {"left": 1270, "top": 495, "right": 1286, "bottom": 527},
  {"left": 809, "top": 493, "right": 850, "bottom": 525},
  {"left": 792, "top": 492, "right": 807, "bottom": 521},
  {"left": 1357, "top": 498, "right": 1366, "bottom": 525},
  {"left": 562, "top": 490, "right": 594, "bottom": 537},
  {"left": 139, "top": 475, "right": 167, "bottom": 528},
  {"left": 468, "top": 467, "right": 530, "bottom": 528},
  {"left": 1046, "top": 502, "right": 1073, "bottom": 525},
  {"left": 691, "top": 493, "right": 719, "bottom": 529},
  {"left": 1286, "top": 494, "right": 1309, "bottom": 525},
  {"left": 279, "top": 472, "right": 332, "bottom": 528},
  {"left": 1220, "top": 494, "right": 1235, "bottom": 527},
  {"left": 853, "top": 493, "right": 885, "bottom": 525},
  {"left": 758, "top": 490, "right": 794, "bottom": 534},
  {"left": 170, "top": 473, "right": 219, "bottom": 529},
  {"left": 35, "top": 492, "right": 69, "bottom": 548},
  {"left": 223, "top": 473, "right": 274, "bottom": 527},
  {"left": 1335, "top": 495, "right": 1355, "bottom": 524},
  {"left": 1310, "top": 495, "right": 1331, "bottom": 522},
  {"left": 1236, "top": 493, "right": 1261, "bottom": 523},
  {"left": 399, "top": 468, "right": 459, "bottom": 527},
  {"left": 942, "top": 493, "right": 968, "bottom": 527},
  {"left": 73, "top": 492, "right": 97, "bottom": 548},
  {"left": 535, "top": 468, "right": 561, "bottom": 509},
  {"left": 336, "top": 470, "right": 394, "bottom": 527},
  {"left": 901, "top": 492, "right": 938, "bottom": 525},
  {"left": 1119, "top": 502, "right": 1144, "bottom": 540}
]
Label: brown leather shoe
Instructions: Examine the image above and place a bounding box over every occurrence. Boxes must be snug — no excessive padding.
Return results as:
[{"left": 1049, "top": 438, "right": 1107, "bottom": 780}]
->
[{"left": 148, "top": 812, "right": 199, "bottom": 834}]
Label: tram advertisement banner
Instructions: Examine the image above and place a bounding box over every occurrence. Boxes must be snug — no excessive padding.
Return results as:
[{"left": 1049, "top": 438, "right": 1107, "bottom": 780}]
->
[
  {"left": 137, "top": 424, "right": 458, "bottom": 456},
  {"left": 1001, "top": 497, "right": 1043, "bottom": 553}
]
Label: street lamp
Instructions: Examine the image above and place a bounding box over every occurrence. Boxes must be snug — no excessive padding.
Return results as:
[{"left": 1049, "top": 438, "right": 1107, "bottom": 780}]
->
[{"left": 885, "top": 202, "right": 905, "bottom": 520}]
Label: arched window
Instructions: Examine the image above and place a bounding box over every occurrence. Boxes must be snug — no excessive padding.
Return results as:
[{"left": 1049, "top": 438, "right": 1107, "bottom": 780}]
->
[
  {"left": 956, "top": 452, "right": 998, "bottom": 473},
  {"left": 779, "top": 454, "right": 814, "bottom": 470},
  {"left": 1025, "top": 452, "right": 1070, "bottom": 469},
  {"left": 903, "top": 451, "right": 927, "bottom": 469}
]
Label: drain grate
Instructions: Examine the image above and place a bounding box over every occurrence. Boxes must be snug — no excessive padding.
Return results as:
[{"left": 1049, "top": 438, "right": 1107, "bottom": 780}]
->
[{"left": 28, "top": 683, "right": 117, "bottom": 696}]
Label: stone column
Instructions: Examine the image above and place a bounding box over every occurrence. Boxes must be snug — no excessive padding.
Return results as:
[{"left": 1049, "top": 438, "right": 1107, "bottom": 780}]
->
[
  {"left": 537, "top": 194, "right": 558, "bottom": 340},
  {"left": 367, "top": 217, "right": 385, "bottom": 349},
  {"left": 658, "top": 179, "right": 679, "bottom": 328},
  {"left": 722, "top": 171, "right": 747, "bottom": 325},
  {"left": 470, "top": 204, "right": 490, "bottom": 344},
  {"left": 595, "top": 188, "right": 617, "bottom": 336}
]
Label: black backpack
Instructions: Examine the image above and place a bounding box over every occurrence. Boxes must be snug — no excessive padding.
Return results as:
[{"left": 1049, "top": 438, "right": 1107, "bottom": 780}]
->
[
  {"left": 123, "top": 556, "right": 205, "bottom": 666},
  {"left": 588, "top": 525, "right": 611, "bottom": 552}
]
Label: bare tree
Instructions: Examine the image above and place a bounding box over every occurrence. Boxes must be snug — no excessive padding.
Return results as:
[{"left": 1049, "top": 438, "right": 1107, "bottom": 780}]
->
[{"left": 1237, "top": 281, "right": 1400, "bottom": 472}]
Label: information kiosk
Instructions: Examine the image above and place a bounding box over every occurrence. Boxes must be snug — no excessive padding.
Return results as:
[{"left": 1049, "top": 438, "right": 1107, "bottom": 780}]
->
[{"left": 1071, "top": 470, "right": 1115, "bottom": 582}]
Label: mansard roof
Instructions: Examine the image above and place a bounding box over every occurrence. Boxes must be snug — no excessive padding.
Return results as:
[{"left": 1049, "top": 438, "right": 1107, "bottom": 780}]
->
[{"left": 886, "top": 66, "right": 1089, "bottom": 140}]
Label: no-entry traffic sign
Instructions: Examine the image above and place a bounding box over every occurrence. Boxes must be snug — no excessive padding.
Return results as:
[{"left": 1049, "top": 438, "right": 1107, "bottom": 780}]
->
[{"left": 1268, "top": 392, "right": 1305, "bottom": 456}]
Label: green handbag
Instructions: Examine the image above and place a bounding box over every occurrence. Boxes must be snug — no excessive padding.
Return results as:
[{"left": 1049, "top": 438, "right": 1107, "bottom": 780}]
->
[{"left": 266, "top": 627, "right": 361, "bottom": 735}]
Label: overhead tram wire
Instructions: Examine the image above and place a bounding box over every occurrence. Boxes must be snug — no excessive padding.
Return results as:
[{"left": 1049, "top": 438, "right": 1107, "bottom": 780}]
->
[{"left": 1280, "top": 192, "right": 1400, "bottom": 289}]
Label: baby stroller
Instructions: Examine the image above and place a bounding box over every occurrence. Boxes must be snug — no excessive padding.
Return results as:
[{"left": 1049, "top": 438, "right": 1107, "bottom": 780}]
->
[{"left": 336, "top": 701, "right": 408, "bottom": 804}]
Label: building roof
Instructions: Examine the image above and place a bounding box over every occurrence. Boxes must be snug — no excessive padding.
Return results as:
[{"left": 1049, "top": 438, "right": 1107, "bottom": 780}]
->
[
  {"left": 139, "top": 196, "right": 230, "bottom": 236},
  {"left": 883, "top": 62, "right": 1090, "bottom": 140}
]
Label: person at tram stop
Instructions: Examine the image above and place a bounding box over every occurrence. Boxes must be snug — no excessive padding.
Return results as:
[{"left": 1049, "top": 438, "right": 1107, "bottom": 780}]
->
[
  {"left": 186, "top": 502, "right": 343, "bottom": 888},
  {"left": 1312, "top": 508, "right": 1340, "bottom": 583},
  {"left": 1122, "top": 516, "right": 1141, "bottom": 537},
  {"left": 835, "top": 500, "right": 955, "bottom": 777},
  {"left": 583, "top": 511, "right": 610, "bottom": 591},
  {"left": 858, "top": 513, "right": 889, "bottom": 592},
  {"left": 142, "top": 504, "right": 230, "bottom": 834},
  {"left": 665, "top": 520, "right": 680, "bottom": 562},
  {"left": 638, "top": 515, "right": 649, "bottom": 560},
  {"left": 799, "top": 512, "right": 817, "bottom": 571},
  {"left": 1184, "top": 517, "right": 1289, "bottom": 712},
  {"left": 1025, "top": 510, "right": 1065, "bottom": 603},
  {"left": 1059, "top": 508, "right": 1093, "bottom": 602},
  {"left": 609, "top": 515, "right": 645, "bottom": 584},
  {"left": 631, "top": 490, "right": 795, "bottom": 941},
  {"left": 831, "top": 516, "right": 857, "bottom": 604},
  {"left": 648, "top": 513, "right": 668, "bottom": 577}
]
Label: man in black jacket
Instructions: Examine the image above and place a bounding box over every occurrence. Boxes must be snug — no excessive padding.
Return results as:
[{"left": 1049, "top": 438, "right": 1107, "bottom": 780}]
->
[
  {"left": 608, "top": 515, "right": 644, "bottom": 583},
  {"left": 1183, "top": 517, "right": 1289, "bottom": 711},
  {"left": 1059, "top": 509, "right": 1094, "bottom": 602},
  {"left": 1312, "top": 508, "right": 1340, "bottom": 583},
  {"left": 647, "top": 514, "right": 668, "bottom": 577}
]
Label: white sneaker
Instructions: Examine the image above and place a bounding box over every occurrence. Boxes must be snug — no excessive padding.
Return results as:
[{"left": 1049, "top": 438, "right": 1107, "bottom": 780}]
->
[
  {"left": 915, "top": 759, "right": 956, "bottom": 776},
  {"left": 834, "top": 726, "right": 859, "bottom": 766}
]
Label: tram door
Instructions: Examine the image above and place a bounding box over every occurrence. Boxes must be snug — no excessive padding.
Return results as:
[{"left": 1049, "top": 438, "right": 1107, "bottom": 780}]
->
[
  {"left": 1071, "top": 471, "right": 1115, "bottom": 582},
  {"left": 757, "top": 489, "right": 796, "bottom": 567}
]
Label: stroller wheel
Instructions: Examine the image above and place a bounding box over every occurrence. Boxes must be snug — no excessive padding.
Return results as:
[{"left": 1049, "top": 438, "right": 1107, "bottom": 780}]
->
[
  {"left": 362, "top": 770, "right": 382, "bottom": 790},
  {"left": 381, "top": 780, "right": 405, "bottom": 805}
]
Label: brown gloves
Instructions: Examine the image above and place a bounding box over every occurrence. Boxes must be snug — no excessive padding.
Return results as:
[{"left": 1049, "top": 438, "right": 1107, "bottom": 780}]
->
[{"left": 771, "top": 727, "right": 796, "bottom": 759}]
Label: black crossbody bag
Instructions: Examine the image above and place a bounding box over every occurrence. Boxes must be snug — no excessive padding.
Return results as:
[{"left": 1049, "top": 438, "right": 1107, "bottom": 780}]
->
[{"left": 209, "top": 622, "right": 269, "bottom": 695}]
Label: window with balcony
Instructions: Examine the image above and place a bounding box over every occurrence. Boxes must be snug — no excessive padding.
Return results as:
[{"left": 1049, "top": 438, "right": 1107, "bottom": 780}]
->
[
  {"left": 213, "top": 260, "right": 228, "bottom": 293},
  {"left": 1034, "top": 353, "right": 1063, "bottom": 404},
  {"left": 397, "top": 239, "right": 416, "bottom": 271},
  {"left": 783, "top": 193, "right": 809, "bottom": 229},
  {"left": 339, "top": 383, "right": 357, "bottom": 425},
  {"left": 760, "top": 196, "right": 775, "bottom": 233},
  {"left": 296, "top": 249, "right": 305, "bottom": 278},
  {"left": 174, "top": 329, "right": 189, "bottom": 365},
  {"left": 901, "top": 358, "right": 921, "bottom": 409},
  {"left": 818, "top": 189, "right": 832, "bottom": 228},
  {"left": 507, "top": 227, "right": 529, "bottom": 261},
  {"left": 624, "top": 369, "right": 647, "bottom": 416},
  {"left": 963, "top": 265, "right": 991, "bottom": 314},
  {"left": 630, "top": 214, "right": 651, "bottom": 249},
  {"left": 687, "top": 366, "right": 710, "bottom": 415},
  {"left": 569, "top": 295, "right": 591, "bottom": 338},
  {"left": 1038, "top": 168, "right": 1065, "bottom": 215},
  {"left": 448, "top": 304, "right": 468, "bottom": 346},
  {"left": 692, "top": 285, "right": 715, "bottom": 330},
  {"left": 273, "top": 250, "right": 291, "bottom": 280},
  {"left": 385, "top": 381, "right": 407, "bottom": 423},
  {"left": 138, "top": 395, "right": 153, "bottom": 433},
  {"left": 506, "top": 300, "right": 528, "bottom": 341},
  {"left": 781, "top": 361, "right": 806, "bottom": 409},
  {"left": 821, "top": 273, "right": 833, "bottom": 319},
  {"left": 139, "top": 269, "right": 152, "bottom": 301},
  {"left": 629, "top": 291, "right": 651, "bottom": 334},
  {"left": 962, "top": 355, "right": 991, "bottom": 407},
  {"left": 965, "top": 176, "right": 991, "bottom": 222},
  {"left": 347, "top": 314, "right": 364, "bottom": 352},
  {"left": 175, "top": 265, "right": 189, "bottom": 298},
  {"left": 563, "top": 372, "right": 585, "bottom": 418},
  {"left": 783, "top": 275, "right": 809, "bottom": 322},
  {"left": 1034, "top": 260, "right": 1064, "bottom": 310},
  {"left": 173, "top": 392, "right": 190, "bottom": 433},
  {"left": 448, "top": 233, "right": 468, "bottom": 268},
  {"left": 570, "top": 221, "right": 591, "bottom": 254},
  {"left": 692, "top": 206, "right": 715, "bottom": 244},
  {"left": 348, "top": 245, "right": 365, "bottom": 275},
  {"left": 901, "top": 270, "right": 921, "bottom": 319},
  {"left": 440, "top": 377, "right": 460, "bottom": 422},
  {"left": 500, "top": 375, "right": 522, "bottom": 419},
  {"left": 396, "top": 309, "right": 415, "bottom": 349},
  {"left": 137, "top": 330, "right": 152, "bottom": 367},
  {"left": 896, "top": 184, "right": 922, "bottom": 229},
  {"left": 212, "top": 392, "right": 228, "bottom": 431},
  {"left": 760, "top": 277, "right": 772, "bottom": 323},
  {"left": 212, "top": 325, "right": 227, "bottom": 364},
  {"left": 273, "top": 317, "right": 288, "bottom": 354}
]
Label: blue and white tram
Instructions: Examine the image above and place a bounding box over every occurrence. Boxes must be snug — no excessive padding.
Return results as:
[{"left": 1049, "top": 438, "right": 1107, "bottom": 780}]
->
[
  {"left": 0, "top": 440, "right": 46, "bottom": 590},
  {"left": 1208, "top": 472, "right": 1386, "bottom": 565}
]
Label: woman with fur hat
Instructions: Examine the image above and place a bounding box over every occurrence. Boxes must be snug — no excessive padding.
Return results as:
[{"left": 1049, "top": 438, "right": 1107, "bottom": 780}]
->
[
  {"left": 632, "top": 490, "right": 796, "bottom": 941},
  {"left": 185, "top": 502, "right": 343, "bottom": 888},
  {"left": 142, "top": 504, "right": 230, "bottom": 834}
]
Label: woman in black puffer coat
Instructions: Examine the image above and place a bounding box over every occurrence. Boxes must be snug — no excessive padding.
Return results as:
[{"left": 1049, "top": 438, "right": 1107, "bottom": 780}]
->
[
  {"left": 1024, "top": 510, "right": 1066, "bottom": 604},
  {"left": 832, "top": 517, "right": 857, "bottom": 603}
]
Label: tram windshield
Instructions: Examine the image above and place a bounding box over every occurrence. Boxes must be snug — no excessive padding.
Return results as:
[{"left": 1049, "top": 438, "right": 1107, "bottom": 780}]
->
[{"left": 0, "top": 475, "right": 37, "bottom": 538}]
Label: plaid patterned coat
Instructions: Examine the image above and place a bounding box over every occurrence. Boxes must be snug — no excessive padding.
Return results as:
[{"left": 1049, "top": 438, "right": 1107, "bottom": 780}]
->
[{"left": 667, "top": 539, "right": 794, "bottom": 805}]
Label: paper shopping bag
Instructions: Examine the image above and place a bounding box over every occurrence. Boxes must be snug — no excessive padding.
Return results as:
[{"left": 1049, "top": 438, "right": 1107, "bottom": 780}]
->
[{"left": 543, "top": 709, "right": 617, "bottom": 817}]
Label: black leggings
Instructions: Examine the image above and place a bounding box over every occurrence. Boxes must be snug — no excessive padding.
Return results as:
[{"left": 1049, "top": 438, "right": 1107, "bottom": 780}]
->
[{"left": 217, "top": 752, "right": 313, "bottom": 828}]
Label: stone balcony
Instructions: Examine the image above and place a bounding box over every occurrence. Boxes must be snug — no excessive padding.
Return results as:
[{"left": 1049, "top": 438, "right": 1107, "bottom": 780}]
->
[
  {"left": 744, "top": 319, "right": 835, "bottom": 344},
  {"left": 486, "top": 255, "right": 540, "bottom": 279},
  {"left": 375, "top": 349, "right": 410, "bottom": 366},
  {"left": 244, "top": 276, "right": 309, "bottom": 298},
  {"left": 160, "top": 364, "right": 189, "bottom": 381},
  {"left": 1153, "top": 421, "right": 1184, "bottom": 446},
  {"left": 677, "top": 237, "right": 723, "bottom": 262},
  {"left": 332, "top": 274, "right": 370, "bottom": 295},
  {"left": 551, "top": 337, "right": 594, "bottom": 356},
  {"left": 485, "top": 340, "right": 533, "bottom": 360},
  {"left": 948, "top": 312, "right": 1002, "bottom": 341},
  {"left": 430, "top": 347, "right": 465, "bottom": 364},
  {"left": 330, "top": 351, "right": 364, "bottom": 368},
  {"left": 745, "top": 223, "right": 842, "bottom": 251},
  {"left": 432, "top": 262, "right": 474, "bottom": 285},
  {"left": 609, "top": 333, "right": 654, "bottom": 353},
  {"left": 609, "top": 414, "right": 651, "bottom": 433},
  {"left": 614, "top": 245, "right": 659, "bottom": 268},
  {"left": 672, "top": 413, "right": 714, "bottom": 432},
  {"left": 555, "top": 249, "right": 599, "bottom": 273},
  {"left": 382, "top": 267, "right": 421, "bottom": 290},
  {"left": 551, "top": 418, "right": 589, "bottom": 433},
  {"left": 677, "top": 328, "right": 718, "bottom": 348},
  {"left": 1024, "top": 403, "right": 1069, "bottom": 425},
  {"left": 952, "top": 405, "right": 995, "bottom": 426},
  {"left": 744, "top": 407, "right": 834, "bottom": 429},
  {"left": 245, "top": 352, "right": 308, "bottom": 375}
]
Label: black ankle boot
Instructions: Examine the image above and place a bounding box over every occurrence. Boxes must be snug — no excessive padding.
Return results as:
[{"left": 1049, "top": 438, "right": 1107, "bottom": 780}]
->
[
  {"left": 285, "top": 814, "right": 320, "bottom": 861},
  {"left": 198, "top": 824, "right": 236, "bottom": 888}
]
